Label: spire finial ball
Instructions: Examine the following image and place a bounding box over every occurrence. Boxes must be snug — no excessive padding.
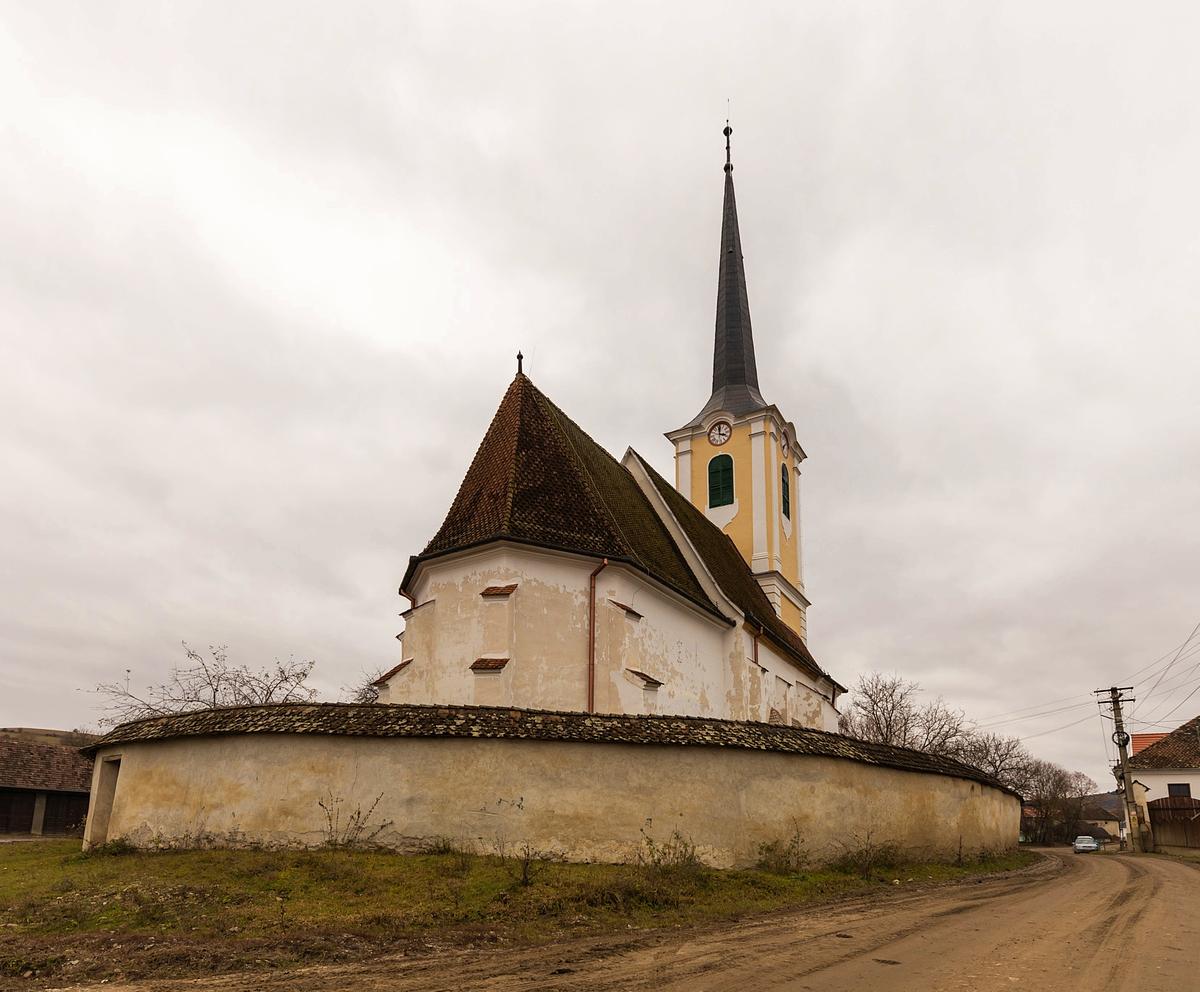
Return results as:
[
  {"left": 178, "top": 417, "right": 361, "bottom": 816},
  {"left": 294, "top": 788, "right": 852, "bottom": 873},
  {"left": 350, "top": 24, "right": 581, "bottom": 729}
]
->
[{"left": 516, "top": 351, "right": 524, "bottom": 374}]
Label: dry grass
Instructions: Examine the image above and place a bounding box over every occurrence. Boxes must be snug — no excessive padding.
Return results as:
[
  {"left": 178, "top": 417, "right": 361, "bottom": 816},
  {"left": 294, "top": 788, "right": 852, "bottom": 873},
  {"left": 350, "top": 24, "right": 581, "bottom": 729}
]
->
[{"left": 0, "top": 840, "right": 1037, "bottom": 987}]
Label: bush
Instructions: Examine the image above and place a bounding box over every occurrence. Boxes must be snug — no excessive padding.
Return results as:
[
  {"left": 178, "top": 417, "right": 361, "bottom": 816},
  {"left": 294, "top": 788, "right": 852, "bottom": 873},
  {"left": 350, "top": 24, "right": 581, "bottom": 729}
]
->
[
  {"left": 757, "top": 824, "right": 808, "bottom": 875},
  {"left": 829, "top": 832, "right": 901, "bottom": 880},
  {"left": 82, "top": 838, "right": 139, "bottom": 857}
]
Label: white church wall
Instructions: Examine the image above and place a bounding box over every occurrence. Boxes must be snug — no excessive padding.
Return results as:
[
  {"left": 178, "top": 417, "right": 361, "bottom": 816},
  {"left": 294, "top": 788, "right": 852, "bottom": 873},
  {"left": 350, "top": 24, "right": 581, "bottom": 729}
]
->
[
  {"left": 386, "top": 545, "right": 736, "bottom": 719},
  {"left": 741, "top": 633, "right": 839, "bottom": 731},
  {"left": 591, "top": 567, "right": 731, "bottom": 719},
  {"left": 382, "top": 542, "right": 836, "bottom": 731}
]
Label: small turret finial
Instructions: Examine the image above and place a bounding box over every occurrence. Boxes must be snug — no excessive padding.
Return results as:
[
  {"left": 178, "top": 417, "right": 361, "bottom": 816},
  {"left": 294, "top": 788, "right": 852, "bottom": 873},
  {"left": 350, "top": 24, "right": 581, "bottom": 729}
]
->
[
  {"left": 724, "top": 121, "right": 732, "bottom": 174},
  {"left": 517, "top": 350, "right": 524, "bottom": 374}
]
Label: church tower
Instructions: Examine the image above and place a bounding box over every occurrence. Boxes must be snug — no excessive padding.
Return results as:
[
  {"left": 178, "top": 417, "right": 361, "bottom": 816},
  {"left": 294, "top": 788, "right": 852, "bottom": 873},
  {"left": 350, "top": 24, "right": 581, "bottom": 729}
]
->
[{"left": 665, "top": 126, "right": 809, "bottom": 640}]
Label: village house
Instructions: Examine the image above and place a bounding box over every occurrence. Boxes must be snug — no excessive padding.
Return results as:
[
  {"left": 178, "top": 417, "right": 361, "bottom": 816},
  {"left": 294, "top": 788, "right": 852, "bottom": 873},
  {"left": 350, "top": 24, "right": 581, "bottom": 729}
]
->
[{"left": 1125, "top": 713, "right": 1200, "bottom": 852}]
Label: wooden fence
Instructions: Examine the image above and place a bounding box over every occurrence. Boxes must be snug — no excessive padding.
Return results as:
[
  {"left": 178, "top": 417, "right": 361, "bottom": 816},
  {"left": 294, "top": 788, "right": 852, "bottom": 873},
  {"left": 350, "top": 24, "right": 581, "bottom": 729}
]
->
[{"left": 1147, "top": 796, "right": 1200, "bottom": 850}]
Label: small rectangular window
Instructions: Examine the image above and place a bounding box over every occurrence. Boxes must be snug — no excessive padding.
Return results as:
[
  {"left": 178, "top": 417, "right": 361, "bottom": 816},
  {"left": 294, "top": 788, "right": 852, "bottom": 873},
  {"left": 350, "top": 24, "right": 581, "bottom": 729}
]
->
[
  {"left": 1167, "top": 783, "right": 1192, "bottom": 798},
  {"left": 781, "top": 466, "right": 790, "bottom": 519}
]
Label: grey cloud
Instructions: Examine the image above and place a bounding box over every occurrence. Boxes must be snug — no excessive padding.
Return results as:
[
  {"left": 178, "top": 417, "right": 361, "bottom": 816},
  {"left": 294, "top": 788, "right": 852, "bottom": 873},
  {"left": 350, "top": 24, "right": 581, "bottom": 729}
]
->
[{"left": 2, "top": 2, "right": 1198, "bottom": 785}]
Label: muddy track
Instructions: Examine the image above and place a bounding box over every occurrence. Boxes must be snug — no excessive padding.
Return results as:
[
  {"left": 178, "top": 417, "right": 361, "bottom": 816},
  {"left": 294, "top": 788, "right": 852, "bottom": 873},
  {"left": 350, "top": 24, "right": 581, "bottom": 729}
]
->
[{"left": 56, "top": 851, "right": 1200, "bottom": 992}]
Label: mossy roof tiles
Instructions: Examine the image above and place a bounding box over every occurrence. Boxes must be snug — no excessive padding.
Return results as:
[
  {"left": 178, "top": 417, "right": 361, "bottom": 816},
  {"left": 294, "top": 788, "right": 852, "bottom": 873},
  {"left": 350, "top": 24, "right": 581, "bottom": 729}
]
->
[
  {"left": 1129, "top": 713, "right": 1200, "bottom": 770},
  {"left": 83, "top": 703, "right": 1016, "bottom": 796}
]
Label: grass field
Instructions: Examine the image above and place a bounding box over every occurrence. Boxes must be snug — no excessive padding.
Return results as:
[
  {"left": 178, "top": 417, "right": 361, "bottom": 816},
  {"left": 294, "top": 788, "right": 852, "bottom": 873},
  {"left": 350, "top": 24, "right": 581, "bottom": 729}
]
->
[{"left": 0, "top": 839, "right": 1037, "bottom": 987}]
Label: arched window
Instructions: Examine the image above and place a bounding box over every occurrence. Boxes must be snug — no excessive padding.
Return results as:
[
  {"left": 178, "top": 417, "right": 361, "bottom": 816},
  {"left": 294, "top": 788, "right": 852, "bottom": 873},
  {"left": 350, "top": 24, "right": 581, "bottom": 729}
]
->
[
  {"left": 781, "top": 465, "right": 791, "bottom": 519},
  {"left": 708, "top": 454, "right": 734, "bottom": 508}
]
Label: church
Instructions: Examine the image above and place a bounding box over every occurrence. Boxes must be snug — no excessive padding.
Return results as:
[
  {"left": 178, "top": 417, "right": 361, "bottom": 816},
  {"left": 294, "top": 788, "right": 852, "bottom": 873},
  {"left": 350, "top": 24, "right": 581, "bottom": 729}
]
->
[
  {"left": 374, "top": 127, "right": 844, "bottom": 732},
  {"left": 81, "top": 130, "right": 1019, "bottom": 864}
]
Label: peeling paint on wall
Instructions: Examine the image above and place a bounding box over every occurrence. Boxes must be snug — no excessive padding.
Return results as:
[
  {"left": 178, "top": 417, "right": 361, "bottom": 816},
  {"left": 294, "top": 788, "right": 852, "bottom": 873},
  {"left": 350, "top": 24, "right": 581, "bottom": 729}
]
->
[{"left": 89, "top": 735, "right": 1019, "bottom": 867}]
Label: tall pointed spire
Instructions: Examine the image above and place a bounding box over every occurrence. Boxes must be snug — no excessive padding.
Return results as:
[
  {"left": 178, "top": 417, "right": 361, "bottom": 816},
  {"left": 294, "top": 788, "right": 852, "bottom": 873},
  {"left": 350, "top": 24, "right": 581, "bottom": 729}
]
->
[{"left": 688, "top": 124, "right": 767, "bottom": 426}]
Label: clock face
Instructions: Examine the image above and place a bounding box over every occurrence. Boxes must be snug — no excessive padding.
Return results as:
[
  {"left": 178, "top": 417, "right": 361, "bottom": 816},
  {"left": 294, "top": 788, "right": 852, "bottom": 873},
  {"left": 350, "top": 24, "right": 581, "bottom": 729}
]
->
[{"left": 708, "top": 421, "right": 732, "bottom": 446}]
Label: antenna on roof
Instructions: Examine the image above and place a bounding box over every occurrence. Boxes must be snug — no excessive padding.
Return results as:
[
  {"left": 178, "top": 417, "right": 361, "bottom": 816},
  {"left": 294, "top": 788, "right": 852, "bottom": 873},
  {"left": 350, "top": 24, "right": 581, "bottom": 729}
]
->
[{"left": 517, "top": 350, "right": 524, "bottom": 375}]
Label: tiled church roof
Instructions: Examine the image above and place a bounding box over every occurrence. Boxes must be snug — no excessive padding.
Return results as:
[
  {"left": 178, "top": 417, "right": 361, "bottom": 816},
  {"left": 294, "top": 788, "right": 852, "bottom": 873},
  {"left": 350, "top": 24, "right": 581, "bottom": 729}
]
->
[
  {"left": 1129, "top": 714, "right": 1200, "bottom": 770},
  {"left": 402, "top": 373, "right": 722, "bottom": 619},
  {"left": 83, "top": 702, "right": 1017, "bottom": 796},
  {"left": 633, "top": 452, "right": 840, "bottom": 689},
  {"left": 402, "top": 371, "right": 838, "bottom": 687}
]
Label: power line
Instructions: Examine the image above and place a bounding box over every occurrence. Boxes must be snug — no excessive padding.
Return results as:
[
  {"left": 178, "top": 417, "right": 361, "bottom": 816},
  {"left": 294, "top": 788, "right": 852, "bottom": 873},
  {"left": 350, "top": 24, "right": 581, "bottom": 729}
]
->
[
  {"left": 971, "top": 620, "right": 1200, "bottom": 728},
  {"left": 1122, "top": 621, "right": 1200, "bottom": 683},
  {"left": 1014, "top": 708, "right": 1103, "bottom": 742},
  {"left": 972, "top": 698, "right": 1097, "bottom": 730},
  {"left": 1142, "top": 681, "right": 1200, "bottom": 726},
  {"left": 1141, "top": 621, "right": 1200, "bottom": 698}
]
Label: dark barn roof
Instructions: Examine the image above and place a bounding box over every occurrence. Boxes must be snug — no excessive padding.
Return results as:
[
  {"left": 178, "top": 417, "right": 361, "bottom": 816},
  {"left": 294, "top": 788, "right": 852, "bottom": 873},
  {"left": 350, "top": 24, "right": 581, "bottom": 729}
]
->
[
  {"left": 83, "top": 703, "right": 1017, "bottom": 797},
  {"left": 0, "top": 738, "right": 93, "bottom": 794}
]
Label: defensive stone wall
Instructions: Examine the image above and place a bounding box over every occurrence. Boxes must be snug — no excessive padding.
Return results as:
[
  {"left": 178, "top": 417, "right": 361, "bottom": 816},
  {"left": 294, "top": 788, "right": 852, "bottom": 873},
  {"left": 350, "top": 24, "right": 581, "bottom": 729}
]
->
[{"left": 82, "top": 704, "right": 1020, "bottom": 867}]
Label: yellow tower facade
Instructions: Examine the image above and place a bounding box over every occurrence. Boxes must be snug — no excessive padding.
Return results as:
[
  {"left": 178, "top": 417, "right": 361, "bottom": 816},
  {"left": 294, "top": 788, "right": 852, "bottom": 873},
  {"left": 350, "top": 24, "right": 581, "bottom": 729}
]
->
[{"left": 666, "top": 126, "right": 809, "bottom": 639}]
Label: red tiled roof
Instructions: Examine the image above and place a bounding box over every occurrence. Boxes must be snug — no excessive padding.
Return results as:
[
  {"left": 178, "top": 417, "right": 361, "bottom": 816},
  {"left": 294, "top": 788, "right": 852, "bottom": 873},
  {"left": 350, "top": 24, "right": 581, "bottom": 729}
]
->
[
  {"left": 470, "top": 657, "right": 509, "bottom": 671},
  {"left": 0, "top": 738, "right": 92, "bottom": 793},
  {"left": 1132, "top": 733, "right": 1169, "bottom": 754},
  {"left": 372, "top": 660, "right": 411, "bottom": 686},
  {"left": 481, "top": 584, "right": 518, "bottom": 597},
  {"left": 1129, "top": 714, "right": 1200, "bottom": 770}
]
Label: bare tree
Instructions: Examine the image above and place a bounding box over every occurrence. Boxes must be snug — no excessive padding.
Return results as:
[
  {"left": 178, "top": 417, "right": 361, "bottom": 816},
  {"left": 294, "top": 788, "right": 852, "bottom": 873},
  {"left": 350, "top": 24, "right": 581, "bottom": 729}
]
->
[
  {"left": 95, "top": 642, "right": 317, "bottom": 728},
  {"left": 1023, "top": 759, "right": 1098, "bottom": 843},
  {"left": 341, "top": 667, "right": 387, "bottom": 704},
  {"left": 951, "top": 731, "right": 1035, "bottom": 796},
  {"left": 838, "top": 673, "right": 968, "bottom": 754}
]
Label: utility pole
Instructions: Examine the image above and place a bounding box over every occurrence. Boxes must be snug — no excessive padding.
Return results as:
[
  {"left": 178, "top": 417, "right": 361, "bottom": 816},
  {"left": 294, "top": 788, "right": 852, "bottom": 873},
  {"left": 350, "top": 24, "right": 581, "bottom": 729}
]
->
[{"left": 1095, "top": 686, "right": 1143, "bottom": 853}]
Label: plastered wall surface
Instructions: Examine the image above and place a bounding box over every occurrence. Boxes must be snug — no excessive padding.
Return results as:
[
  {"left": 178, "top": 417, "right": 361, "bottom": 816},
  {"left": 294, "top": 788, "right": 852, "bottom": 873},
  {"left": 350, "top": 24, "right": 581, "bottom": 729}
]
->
[
  {"left": 386, "top": 546, "right": 838, "bottom": 730},
  {"left": 87, "top": 734, "right": 1020, "bottom": 867}
]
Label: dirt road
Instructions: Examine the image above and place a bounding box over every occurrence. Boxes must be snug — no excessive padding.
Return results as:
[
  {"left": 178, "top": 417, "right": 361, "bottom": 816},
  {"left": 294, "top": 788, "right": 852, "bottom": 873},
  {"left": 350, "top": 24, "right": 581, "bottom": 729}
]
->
[{"left": 72, "top": 851, "right": 1198, "bottom": 992}]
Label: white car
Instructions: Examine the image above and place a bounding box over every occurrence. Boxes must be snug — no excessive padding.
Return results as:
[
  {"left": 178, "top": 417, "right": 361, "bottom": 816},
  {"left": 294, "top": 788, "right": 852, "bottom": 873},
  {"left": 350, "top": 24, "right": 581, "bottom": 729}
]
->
[{"left": 1073, "top": 836, "right": 1100, "bottom": 853}]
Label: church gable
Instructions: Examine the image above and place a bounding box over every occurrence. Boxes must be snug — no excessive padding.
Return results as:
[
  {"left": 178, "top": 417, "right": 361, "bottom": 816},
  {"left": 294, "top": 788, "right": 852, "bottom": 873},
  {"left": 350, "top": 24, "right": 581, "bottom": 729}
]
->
[
  {"left": 418, "top": 373, "right": 623, "bottom": 560},
  {"left": 405, "top": 373, "right": 717, "bottom": 617}
]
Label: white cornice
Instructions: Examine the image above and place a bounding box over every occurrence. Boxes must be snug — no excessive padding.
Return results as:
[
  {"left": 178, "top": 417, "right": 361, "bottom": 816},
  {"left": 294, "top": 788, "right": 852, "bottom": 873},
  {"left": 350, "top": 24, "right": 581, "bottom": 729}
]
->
[
  {"left": 666, "top": 405, "right": 806, "bottom": 463},
  {"left": 753, "top": 569, "right": 811, "bottom": 609}
]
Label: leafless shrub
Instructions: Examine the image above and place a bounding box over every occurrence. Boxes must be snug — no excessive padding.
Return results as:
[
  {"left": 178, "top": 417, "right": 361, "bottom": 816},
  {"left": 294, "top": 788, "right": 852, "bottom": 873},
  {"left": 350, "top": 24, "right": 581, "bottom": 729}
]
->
[
  {"left": 317, "top": 793, "right": 392, "bottom": 849},
  {"left": 829, "top": 828, "right": 900, "bottom": 879},
  {"left": 495, "top": 836, "right": 551, "bottom": 887},
  {"left": 757, "top": 821, "right": 809, "bottom": 875}
]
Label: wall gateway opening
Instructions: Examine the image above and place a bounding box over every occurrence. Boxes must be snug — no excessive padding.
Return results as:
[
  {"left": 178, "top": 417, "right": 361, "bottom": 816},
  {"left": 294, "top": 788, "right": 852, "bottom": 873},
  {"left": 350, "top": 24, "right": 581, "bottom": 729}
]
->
[{"left": 84, "top": 756, "right": 122, "bottom": 848}]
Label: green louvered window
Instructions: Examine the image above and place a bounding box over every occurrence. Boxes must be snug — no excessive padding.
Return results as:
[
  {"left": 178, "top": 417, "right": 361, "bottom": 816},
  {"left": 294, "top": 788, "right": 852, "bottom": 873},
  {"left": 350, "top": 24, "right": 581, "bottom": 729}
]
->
[
  {"left": 781, "top": 466, "right": 791, "bottom": 519},
  {"left": 708, "top": 454, "right": 734, "bottom": 508}
]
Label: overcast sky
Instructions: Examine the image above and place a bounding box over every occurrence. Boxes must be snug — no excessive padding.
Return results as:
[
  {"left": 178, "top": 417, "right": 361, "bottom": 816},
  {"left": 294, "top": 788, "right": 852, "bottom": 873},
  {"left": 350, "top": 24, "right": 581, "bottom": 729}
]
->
[{"left": 3, "top": 2, "right": 1198, "bottom": 786}]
